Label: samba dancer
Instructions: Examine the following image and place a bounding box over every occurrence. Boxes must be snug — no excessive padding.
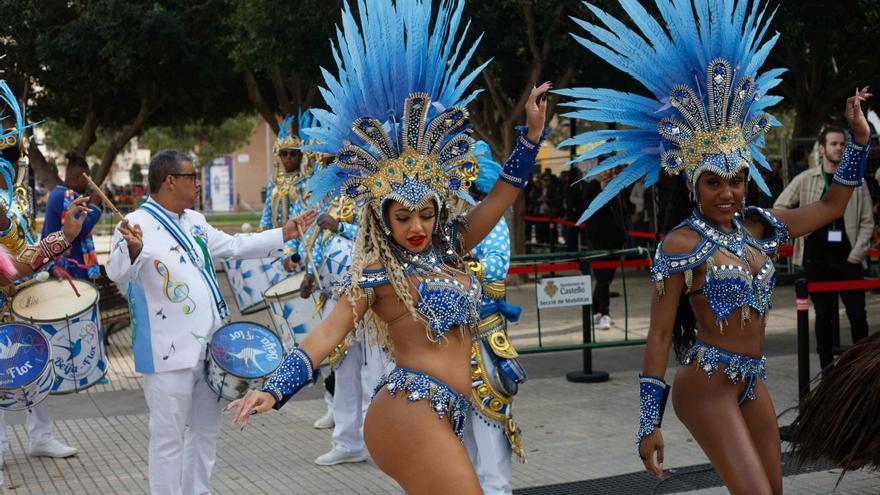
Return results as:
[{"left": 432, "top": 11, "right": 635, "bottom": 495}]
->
[
  {"left": 558, "top": 1, "right": 871, "bottom": 492},
  {"left": 0, "top": 81, "right": 92, "bottom": 469},
  {"left": 227, "top": 1, "right": 549, "bottom": 493},
  {"left": 106, "top": 150, "right": 315, "bottom": 495},
  {"left": 457, "top": 142, "right": 525, "bottom": 495}
]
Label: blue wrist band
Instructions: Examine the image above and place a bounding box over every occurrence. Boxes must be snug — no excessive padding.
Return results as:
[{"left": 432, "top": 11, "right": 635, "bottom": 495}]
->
[
  {"left": 262, "top": 347, "right": 315, "bottom": 410},
  {"left": 499, "top": 126, "right": 550, "bottom": 189},
  {"left": 637, "top": 373, "right": 670, "bottom": 451},
  {"left": 832, "top": 130, "right": 871, "bottom": 188}
]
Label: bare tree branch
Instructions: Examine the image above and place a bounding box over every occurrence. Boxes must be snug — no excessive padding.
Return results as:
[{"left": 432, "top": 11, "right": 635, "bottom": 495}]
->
[
  {"left": 94, "top": 96, "right": 153, "bottom": 185},
  {"left": 244, "top": 71, "right": 279, "bottom": 134},
  {"left": 269, "top": 65, "right": 292, "bottom": 117}
]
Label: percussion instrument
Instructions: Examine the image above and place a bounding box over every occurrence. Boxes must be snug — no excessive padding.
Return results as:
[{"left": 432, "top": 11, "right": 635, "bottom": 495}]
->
[
  {"left": 222, "top": 258, "right": 288, "bottom": 315},
  {"left": 0, "top": 323, "right": 54, "bottom": 410},
  {"left": 11, "top": 279, "right": 107, "bottom": 394},
  {"left": 316, "top": 234, "right": 354, "bottom": 288},
  {"left": 263, "top": 272, "right": 322, "bottom": 352},
  {"left": 205, "top": 322, "right": 283, "bottom": 401}
]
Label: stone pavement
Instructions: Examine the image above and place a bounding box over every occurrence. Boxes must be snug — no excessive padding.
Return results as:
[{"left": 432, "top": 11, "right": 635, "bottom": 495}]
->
[{"left": 2, "top": 267, "right": 879, "bottom": 494}]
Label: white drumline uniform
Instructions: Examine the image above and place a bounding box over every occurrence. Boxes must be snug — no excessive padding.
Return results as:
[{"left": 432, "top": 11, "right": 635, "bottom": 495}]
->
[
  {"left": 106, "top": 198, "right": 283, "bottom": 495},
  {"left": 0, "top": 402, "right": 55, "bottom": 455}
]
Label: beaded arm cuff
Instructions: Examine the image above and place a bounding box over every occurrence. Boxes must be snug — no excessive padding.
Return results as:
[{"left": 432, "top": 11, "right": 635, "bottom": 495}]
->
[
  {"left": 262, "top": 348, "right": 315, "bottom": 410},
  {"left": 15, "top": 230, "right": 71, "bottom": 272},
  {"left": 637, "top": 374, "right": 670, "bottom": 451},
  {"left": 832, "top": 131, "right": 870, "bottom": 187},
  {"left": 498, "top": 126, "right": 551, "bottom": 189}
]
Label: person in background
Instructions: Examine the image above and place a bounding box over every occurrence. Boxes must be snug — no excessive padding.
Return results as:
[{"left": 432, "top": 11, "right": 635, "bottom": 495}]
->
[{"left": 42, "top": 151, "right": 103, "bottom": 280}]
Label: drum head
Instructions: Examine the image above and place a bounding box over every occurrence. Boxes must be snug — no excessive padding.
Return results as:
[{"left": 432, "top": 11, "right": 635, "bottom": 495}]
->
[
  {"left": 0, "top": 323, "right": 50, "bottom": 389},
  {"left": 210, "top": 322, "right": 283, "bottom": 379},
  {"left": 264, "top": 272, "right": 306, "bottom": 299},
  {"left": 12, "top": 279, "right": 99, "bottom": 322}
]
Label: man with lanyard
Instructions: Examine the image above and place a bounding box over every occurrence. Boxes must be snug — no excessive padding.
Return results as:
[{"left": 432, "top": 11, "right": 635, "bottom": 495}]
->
[
  {"left": 42, "top": 151, "right": 103, "bottom": 280},
  {"left": 775, "top": 124, "right": 874, "bottom": 370},
  {"left": 106, "top": 150, "right": 315, "bottom": 495}
]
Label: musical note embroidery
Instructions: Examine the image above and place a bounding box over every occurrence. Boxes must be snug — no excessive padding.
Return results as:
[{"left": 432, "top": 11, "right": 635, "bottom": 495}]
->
[
  {"left": 154, "top": 260, "right": 196, "bottom": 314},
  {"left": 169, "top": 246, "right": 186, "bottom": 264},
  {"left": 162, "top": 342, "right": 175, "bottom": 360},
  {"left": 191, "top": 332, "right": 206, "bottom": 343},
  {"left": 155, "top": 308, "right": 167, "bottom": 320}
]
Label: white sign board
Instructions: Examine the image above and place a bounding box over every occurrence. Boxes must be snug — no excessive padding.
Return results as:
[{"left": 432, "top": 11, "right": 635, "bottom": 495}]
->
[
  {"left": 237, "top": 153, "right": 250, "bottom": 164},
  {"left": 536, "top": 275, "right": 592, "bottom": 309}
]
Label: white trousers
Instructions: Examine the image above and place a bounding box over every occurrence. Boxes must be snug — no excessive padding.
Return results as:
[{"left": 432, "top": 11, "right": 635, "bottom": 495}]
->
[
  {"left": 330, "top": 340, "right": 391, "bottom": 453},
  {"left": 0, "top": 402, "right": 55, "bottom": 453},
  {"left": 143, "top": 365, "right": 223, "bottom": 495},
  {"left": 462, "top": 411, "right": 513, "bottom": 495}
]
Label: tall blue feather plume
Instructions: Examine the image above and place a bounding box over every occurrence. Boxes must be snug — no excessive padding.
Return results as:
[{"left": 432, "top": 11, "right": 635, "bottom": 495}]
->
[{"left": 555, "top": 0, "right": 784, "bottom": 223}]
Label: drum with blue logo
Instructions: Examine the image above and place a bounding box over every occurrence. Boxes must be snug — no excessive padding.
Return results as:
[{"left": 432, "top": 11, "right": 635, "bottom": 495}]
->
[
  {"left": 12, "top": 279, "right": 107, "bottom": 395},
  {"left": 222, "top": 258, "right": 289, "bottom": 315},
  {"left": 0, "top": 323, "right": 55, "bottom": 410},
  {"left": 316, "top": 234, "right": 354, "bottom": 289},
  {"left": 263, "top": 272, "right": 323, "bottom": 352},
  {"left": 205, "top": 322, "right": 284, "bottom": 401}
]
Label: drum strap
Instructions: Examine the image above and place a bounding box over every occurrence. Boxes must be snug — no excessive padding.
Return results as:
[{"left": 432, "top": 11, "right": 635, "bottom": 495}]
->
[{"left": 141, "top": 201, "right": 229, "bottom": 320}]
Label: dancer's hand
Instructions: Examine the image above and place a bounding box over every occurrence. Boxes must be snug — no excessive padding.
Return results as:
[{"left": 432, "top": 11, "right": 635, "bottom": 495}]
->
[
  {"left": 525, "top": 81, "right": 551, "bottom": 142},
  {"left": 300, "top": 273, "right": 314, "bottom": 298},
  {"left": 316, "top": 213, "right": 339, "bottom": 232},
  {"left": 639, "top": 429, "right": 665, "bottom": 479},
  {"left": 118, "top": 219, "right": 144, "bottom": 262},
  {"left": 845, "top": 86, "right": 872, "bottom": 145},
  {"left": 226, "top": 390, "right": 276, "bottom": 429}
]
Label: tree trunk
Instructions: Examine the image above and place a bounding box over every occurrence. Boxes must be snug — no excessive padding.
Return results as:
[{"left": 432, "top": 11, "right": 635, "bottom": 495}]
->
[
  {"left": 244, "top": 71, "right": 279, "bottom": 134},
  {"left": 27, "top": 139, "right": 61, "bottom": 189},
  {"left": 75, "top": 96, "right": 99, "bottom": 156},
  {"left": 93, "top": 97, "right": 151, "bottom": 186}
]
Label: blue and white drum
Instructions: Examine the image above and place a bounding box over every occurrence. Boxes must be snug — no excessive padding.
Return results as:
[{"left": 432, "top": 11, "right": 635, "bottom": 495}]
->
[
  {"left": 222, "top": 258, "right": 289, "bottom": 315},
  {"left": 0, "top": 323, "right": 55, "bottom": 410},
  {"left": 263, "top": 272, "right": 322, "bottom": 352},
  {"left": 11, "top": 279, "right": 107, "bottom": 395},
  {"left": 317, "top": 235, "right": 354, "bottom": 289},
  {"left": 205, "top": 322, "right": 284, "bottom": 401}
]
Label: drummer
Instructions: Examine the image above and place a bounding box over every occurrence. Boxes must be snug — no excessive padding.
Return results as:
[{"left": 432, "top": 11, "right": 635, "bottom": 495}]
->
[
  {"left": 41, "top": 151, "right": 103, "bottom": 280},
  {"left": 105, "top": 150, "right": 315, "bottom": 495},
  {"left": 0, "top": 105, "right": 93, "bottom": 467}
]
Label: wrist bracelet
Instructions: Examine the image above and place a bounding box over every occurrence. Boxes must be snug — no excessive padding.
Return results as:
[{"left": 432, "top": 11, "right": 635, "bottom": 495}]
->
[
  {"left": 498, "top": 126, "right": 551, "bottom": 189},
  {"left": 637, "top": 373, "right": 670, "bottom": 451},
  {"left": 15, "top": 230, "right": 71, "bottom": 272},
  {"left": 832, "top": 129, "right": 871, "bottom": 188}
]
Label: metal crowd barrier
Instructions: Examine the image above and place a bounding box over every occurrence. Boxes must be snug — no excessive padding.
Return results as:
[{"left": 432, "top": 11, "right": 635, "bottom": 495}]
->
[{"left": 507, "top": 247, "right": 653, "bottom": 383}]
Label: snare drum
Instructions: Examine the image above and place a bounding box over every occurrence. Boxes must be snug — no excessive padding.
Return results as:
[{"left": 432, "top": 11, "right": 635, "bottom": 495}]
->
[
  {"left": 222, "top": 258, "right": 288, "bottom": 314},
  {"left": 263, "top": 273, "right": 322, "bottom": 352},
  {"left": 0, "top": 323, "right": 55, "bottom": 410},
  {"left": 11, "top": 279, "right": 107, "bottom": 394},
  {"left": 205, "top": 322, "right": 283, "bottom": 401}
]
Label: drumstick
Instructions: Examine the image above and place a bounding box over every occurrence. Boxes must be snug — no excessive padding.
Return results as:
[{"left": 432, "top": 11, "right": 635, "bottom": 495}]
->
[
  {"left": 83, "top": 174, "right": 142, "bottom": 240},
  {"left": 295, "top": 222, "right": 324, "bottom": 292}
]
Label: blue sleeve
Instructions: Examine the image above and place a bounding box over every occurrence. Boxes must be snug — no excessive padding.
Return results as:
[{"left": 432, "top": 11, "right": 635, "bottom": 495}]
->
[
  {"left": 260, "top": 182, "right": 274, "bottom": 229},
  {"left": 78, "top": 205, "right": 103, "bottom": 238},
  {"left": 473, "top": 218, "right": 510, "bottom": 284},
  {"left": 41, "top": 189, "right": 64, "bottom": 236},
  {"left": 339, "top": 221, "right": 358, "bottom": 241}
]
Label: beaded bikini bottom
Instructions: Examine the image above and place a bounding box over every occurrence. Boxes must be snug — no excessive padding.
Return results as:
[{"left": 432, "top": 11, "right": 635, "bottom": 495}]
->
[
  {"left": 373, "top": 367, "right": 471, "bottom": 439},
  {"left": 683, "top": 340, "right": 767, "bottom": 403}
]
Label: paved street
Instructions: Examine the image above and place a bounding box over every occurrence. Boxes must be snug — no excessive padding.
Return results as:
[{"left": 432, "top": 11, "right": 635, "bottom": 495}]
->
[{"left": 2, "top": 263, "right": 879, "bottom": 494}]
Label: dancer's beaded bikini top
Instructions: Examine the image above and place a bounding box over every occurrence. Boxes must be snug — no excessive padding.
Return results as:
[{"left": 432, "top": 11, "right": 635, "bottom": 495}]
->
[
  {"left": 651, "top": 207, "right": 790, "bottom": 324},
  {"left": 349, "top": 241, "right": 482, "bottom": 340}
]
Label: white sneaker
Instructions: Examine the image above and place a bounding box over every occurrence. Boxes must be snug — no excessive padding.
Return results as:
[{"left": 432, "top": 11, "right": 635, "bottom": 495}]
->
[
  {"left": 315, "top": 447, "right": 368, "bottom": 466},
  {"left": 313, "top": 409, "right": 335, "bottom": 429},
  {"left": 28, "top": 439, "right": 78, "bottom": 458},
  {"left": 592, "top": 313, "right": 603, "bottom": 325},
  {"left": 598, "top": 315, "right": 612, "bottom": 330}
]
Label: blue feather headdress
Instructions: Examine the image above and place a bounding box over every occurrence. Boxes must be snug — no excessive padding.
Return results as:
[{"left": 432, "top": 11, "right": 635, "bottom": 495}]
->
[
  {"left": 555, "top": 0, "right": 785, "bottom": 224},
  {"left": 0, "top": 80, "right": 31, "bottom": 152},
  {"left": 274, "top": 109, "right": 320, "bottom": 156},
  {"left": 469, "top": 141, "right": 502, "bottom": 194},
  {"left": 304, "top": 0, "right": 490, "bottom": 228}
]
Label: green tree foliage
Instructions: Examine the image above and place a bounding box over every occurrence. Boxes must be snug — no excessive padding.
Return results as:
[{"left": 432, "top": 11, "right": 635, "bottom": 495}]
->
[
  {"left": 223, "top": 0, "right": 341, "bottom": 134},
  {"left": 140, "top": 114, "right": 260, "bottom": 168}
]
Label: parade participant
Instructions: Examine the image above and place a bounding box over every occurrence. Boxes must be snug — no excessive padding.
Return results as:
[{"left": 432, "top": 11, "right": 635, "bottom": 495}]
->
[
  {"left": 42, "top": 151, "right": 103, "bottom": 280},
  {"left": 0, "top": 82, "right": 93, "bottom": 472},
  {"left": 226, "top": 1, "right": 549, "bottom": 493},
  {"left": 557, "top": 1, "right": 871, "bottom": 493},
  {"left": 457, "top": 141, "right": 525, "bottom": 495},
  {"left": 106, "top": 150, "right": 315, "bottom": 495},
  {"left": 261, "top": 112, "right": 307, "bottom": 232}
]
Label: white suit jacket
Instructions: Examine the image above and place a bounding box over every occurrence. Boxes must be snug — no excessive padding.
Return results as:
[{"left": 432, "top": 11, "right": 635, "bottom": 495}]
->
[{"left": 106, "top": 199, "right": 284, "bottom": 373}]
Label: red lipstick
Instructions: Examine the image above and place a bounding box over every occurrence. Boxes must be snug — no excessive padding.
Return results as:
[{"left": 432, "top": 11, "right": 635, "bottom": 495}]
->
[{"left": 407, "top": 235, "right": 426, "bottom": 248}]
